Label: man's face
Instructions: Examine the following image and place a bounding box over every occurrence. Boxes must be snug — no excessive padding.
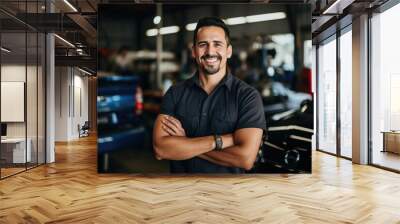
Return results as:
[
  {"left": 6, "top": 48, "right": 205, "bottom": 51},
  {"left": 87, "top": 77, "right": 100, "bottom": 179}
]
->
[{"left": 192, "top": 26, "right": 232, "bottom": 75}]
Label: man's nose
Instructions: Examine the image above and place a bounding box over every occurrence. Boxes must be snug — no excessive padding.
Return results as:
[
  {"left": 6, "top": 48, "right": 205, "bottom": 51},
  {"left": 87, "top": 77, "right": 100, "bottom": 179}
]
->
[{"left": 205, "top": 45, "right": 216, "bottom": 55}]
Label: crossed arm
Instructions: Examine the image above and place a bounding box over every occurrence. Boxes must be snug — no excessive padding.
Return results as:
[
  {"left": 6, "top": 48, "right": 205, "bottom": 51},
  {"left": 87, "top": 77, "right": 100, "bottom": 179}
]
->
[{"left": 152, "top": 114, "right": 263, "bottom": 170}]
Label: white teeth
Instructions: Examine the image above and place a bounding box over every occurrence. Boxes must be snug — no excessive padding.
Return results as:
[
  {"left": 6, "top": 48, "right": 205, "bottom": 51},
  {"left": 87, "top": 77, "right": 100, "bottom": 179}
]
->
[{"left": 205, "top": 58, "right": 217, "bottom": 63}]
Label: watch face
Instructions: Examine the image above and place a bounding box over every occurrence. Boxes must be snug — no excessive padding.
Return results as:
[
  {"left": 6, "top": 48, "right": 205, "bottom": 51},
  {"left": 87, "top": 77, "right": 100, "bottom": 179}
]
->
[{"left": 216, "top": 135, "right": 223, "bottom": 150}]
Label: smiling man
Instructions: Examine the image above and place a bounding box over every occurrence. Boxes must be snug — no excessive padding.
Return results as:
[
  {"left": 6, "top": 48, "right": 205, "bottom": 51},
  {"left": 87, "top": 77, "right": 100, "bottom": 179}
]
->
[{"left": 153, "top": 17, "right": 266, "bottom": 173}]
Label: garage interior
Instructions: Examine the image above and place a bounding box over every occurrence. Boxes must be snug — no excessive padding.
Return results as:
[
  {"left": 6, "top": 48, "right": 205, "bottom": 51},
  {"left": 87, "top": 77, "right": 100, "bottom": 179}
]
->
[{"left": 0, "top": 0, "right": 400, "bottom": 223}]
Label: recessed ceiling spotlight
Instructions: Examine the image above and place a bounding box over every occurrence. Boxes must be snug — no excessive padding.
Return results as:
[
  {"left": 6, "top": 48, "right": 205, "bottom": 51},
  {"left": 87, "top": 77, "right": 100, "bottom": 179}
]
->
[{"left": 153, "top": 16, "right": 161, "bottom": 25}]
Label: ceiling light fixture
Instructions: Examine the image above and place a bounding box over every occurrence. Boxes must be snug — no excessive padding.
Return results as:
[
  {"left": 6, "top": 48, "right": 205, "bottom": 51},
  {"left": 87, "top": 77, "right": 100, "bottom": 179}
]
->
[
  {"left": 146, "top": 28, "right": 158, "bottom": 37},
  {"left": 185, "top": 23, "right": 197, "bottom": 31},
  {"left": 63, "top": 0, "right": 78, "bottom": 12},
  {"left": 146, "top": 26, "right": 180, "bottom": 37},
  {"left": 246, "top": 12, "right": 286, "bottom": 23},
  {"left": 185, "top": 12, "right": 286, "bottom": 31},
  {"left": 225, "top": 17, "right": 246, "bottom": 25},
  {"left": 153, "top": 16, "right": 161, "bottom": 25},
  {"left": 54, "top": 34, "right": 75, "bottom": 48},
  {"left": 160, "top": 26, "right": 179, "bottom": 35}
]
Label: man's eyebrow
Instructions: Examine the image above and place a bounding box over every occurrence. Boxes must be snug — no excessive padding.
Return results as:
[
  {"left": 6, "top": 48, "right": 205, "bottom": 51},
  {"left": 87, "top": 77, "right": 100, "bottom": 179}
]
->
[
  {"left": 213, "top": 40, "right": 224, "bottom": 44},
  {"left": 197, "top": 40, "right": 225, "bottom": 45}
]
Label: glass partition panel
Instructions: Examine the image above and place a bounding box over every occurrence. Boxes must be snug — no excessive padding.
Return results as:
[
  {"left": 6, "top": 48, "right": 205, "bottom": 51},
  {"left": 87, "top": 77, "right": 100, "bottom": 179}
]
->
[
  {"left": 371, "top": 3, "right": 400, "bottom": 171},
  {"left": 317, "top": 36, "right": 337, "bottom": 154},
  {"left": 1, "top": 31, "right": 27, "bottom": 177},
  {"left": 339, "top": 29, "right": 352, "bottom": 158}
]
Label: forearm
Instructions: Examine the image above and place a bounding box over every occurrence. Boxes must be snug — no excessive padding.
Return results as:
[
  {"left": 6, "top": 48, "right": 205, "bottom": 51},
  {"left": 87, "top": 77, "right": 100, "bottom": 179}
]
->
[
  {"left": 200, "top": 128, "right": 263, "bottom": 170},
  {"left": 154, "top": 134, "right": 234, "bottom": 160},
  {"left": 198, "top": 154, "right": 232, "bottom": 167},
  {"left": 154, "top": 113, "right": 263, "bottom": 170},
  {"left": 202, "top": 145, "right": 256, "bottom": 170},
  {"left": 154, "top": 135, "right": 214, "bottom": 160}
]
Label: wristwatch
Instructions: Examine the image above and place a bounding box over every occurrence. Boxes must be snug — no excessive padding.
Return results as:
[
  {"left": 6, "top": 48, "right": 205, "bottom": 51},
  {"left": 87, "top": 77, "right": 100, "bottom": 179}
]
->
[{"left": 214, "top": 134, "right": 223, "bottom": 151}]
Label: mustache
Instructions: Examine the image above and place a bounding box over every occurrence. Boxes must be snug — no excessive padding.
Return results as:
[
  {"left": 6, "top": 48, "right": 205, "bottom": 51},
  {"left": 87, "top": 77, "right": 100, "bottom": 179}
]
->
[{"left": 201, "top": 54, "right": 222, "bottom": 60}]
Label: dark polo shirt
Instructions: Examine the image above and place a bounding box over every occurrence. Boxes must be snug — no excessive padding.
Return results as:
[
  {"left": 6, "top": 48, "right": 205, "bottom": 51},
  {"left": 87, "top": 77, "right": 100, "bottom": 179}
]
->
[{"left": 160, "top": 72, "right": 266, "bottom": 173}]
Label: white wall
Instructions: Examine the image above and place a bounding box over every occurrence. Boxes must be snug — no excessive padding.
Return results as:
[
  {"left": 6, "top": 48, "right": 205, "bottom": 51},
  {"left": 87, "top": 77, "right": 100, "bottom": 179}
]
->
[
  {"left": 55, "top": 67, "right": 69, "bottom": 141},
  {"left": 1, "top": 65, "right": 32, "bottom": 138},
  {"left": 72, "top": 73, "right": 89, "bottom": 138},
  {"left": 55, "top": 67, "right": 89, "bottom": 141}
]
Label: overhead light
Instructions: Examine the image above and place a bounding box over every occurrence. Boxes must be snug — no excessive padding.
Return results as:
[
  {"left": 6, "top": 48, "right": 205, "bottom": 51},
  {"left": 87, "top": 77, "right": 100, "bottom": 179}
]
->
[
  {"left": 225, "top": 17, "right": 246, "bottom": 25},
  {"left": 54, "top": 34, "right": 75, "bottom": 48},
  {"left": 160, "top": 26, "right": 179, "bottom": 35},
  {"left": 245, "top": 12, "right": 286, "bottom": 23},
  {"left": 1, "top": 47, "right": 11, "bottom": 53},
  {"left": 185, "top": 13, "right": 285, "bottom": 32},
  {"left": 146, "top": 29, "right": 158, "bottom": 37},
  {"left": 185, "top": 23, "right": 197, "bottom": 31},
  {"left": 174, "top": 12, "right": 288, "bottom": 34},
  {"left": 153, "top": 16, "right": 161, "bottom": 25},
  {"left": 78, "top": 67, "right": 93, "bottom": 76},
  {"left": 63, "top": 0, "right": 78, "bottom": 12},
  {"left": 146, "top": 26, "right": 180, "bottom": 37}
]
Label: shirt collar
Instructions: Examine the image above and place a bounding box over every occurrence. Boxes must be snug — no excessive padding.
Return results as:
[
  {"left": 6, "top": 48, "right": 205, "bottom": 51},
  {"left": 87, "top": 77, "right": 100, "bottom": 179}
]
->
[{"left": 187, "top": 70, "right": 233, "bottom": 91}]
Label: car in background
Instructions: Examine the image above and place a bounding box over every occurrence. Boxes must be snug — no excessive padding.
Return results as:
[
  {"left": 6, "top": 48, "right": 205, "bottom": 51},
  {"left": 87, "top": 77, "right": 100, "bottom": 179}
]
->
[
  {"left": 252, "top": 99, "right": 313, "bottom": 173},
  {"left": 260, "top": 81, "right": 312, "bottom": 120},
  {"left": 97, "top": 74, "right": 146, "bottom": 172}
]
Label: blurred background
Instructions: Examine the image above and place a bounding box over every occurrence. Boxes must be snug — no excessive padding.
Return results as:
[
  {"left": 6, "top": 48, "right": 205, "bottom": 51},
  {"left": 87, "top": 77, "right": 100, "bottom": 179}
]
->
[{"left": 97, "top": 3, "right": 313, "bottom": 173}]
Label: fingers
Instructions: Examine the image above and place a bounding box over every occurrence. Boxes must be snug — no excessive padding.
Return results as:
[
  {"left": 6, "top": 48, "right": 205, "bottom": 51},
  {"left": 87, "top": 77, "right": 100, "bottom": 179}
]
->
[
  {"left": 161, "top": 123, "right": 176, "bottom": 135},
  {"left": 168, "top": 117, "right": 186, "bottom": 136},
  {"left": 160, "top": 115, "right": 186, "bottom": 136},
  {"left": 165, "top": 116, "right": 183, "bottom": 130},
  {"left": 162, "top": 115, "right": 184, "bottom": 130},
  {"left": 167, "top": 116, "right": 182, "bottom": 128},
  {"left": 163, "top": 117, "right": 179, "bottom": 130},
  {"left": 161, "top": 116, "right": 178, "bottom": 131}
]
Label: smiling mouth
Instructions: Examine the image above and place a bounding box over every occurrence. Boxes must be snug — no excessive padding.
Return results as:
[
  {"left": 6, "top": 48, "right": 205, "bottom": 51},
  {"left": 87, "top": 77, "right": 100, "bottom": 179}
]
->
[
  {"left": 205, "top": 57, "right": 218, "bottom": 63},
  {"left": 202, "top": 56, "right": 220, "bottom": 64}
]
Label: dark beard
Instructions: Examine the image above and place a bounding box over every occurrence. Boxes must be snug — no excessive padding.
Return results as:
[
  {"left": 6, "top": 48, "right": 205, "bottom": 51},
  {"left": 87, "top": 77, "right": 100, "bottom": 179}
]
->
[{"left": 200, "top": 54, "right": 222, "bottom": 75}]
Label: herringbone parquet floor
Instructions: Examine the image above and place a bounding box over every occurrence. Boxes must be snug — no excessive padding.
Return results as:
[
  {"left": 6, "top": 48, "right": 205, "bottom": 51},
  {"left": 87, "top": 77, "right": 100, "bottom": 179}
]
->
[{"left": 1, "top": 135, "right": 400, "bottom": 223}]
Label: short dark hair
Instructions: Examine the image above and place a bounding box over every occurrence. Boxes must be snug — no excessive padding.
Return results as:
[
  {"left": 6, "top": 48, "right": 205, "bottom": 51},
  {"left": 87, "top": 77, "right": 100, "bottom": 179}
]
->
[{"left": 193, "top": 17, "right": 231, "bottom": 46}]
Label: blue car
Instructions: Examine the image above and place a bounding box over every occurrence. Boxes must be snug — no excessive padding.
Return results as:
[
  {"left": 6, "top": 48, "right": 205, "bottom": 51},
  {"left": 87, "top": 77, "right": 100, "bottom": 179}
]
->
[{"left": 97, "top": 74, "right": 146, "bottom": 172}]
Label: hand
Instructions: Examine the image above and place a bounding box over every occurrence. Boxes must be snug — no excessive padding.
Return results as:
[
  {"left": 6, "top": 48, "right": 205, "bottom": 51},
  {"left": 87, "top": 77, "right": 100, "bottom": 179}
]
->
[{"left": 161, "top": 115, "right": 186, "bottom": 137}]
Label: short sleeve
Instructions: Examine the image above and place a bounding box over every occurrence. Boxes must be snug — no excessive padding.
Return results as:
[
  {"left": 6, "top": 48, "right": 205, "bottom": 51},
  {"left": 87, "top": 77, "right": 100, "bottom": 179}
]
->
[
  {"left": 236, "top": 88, "right": 266, "bottom": 131},
  {"left": 160, "top": 85, "right": 176, "bottom": 116}
]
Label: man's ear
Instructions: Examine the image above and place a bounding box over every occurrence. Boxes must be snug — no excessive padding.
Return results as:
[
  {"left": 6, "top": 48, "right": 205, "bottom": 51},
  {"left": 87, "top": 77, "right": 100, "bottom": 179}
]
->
[{"left": 227, "top": 45, "right": 233, "bottom": 59}]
